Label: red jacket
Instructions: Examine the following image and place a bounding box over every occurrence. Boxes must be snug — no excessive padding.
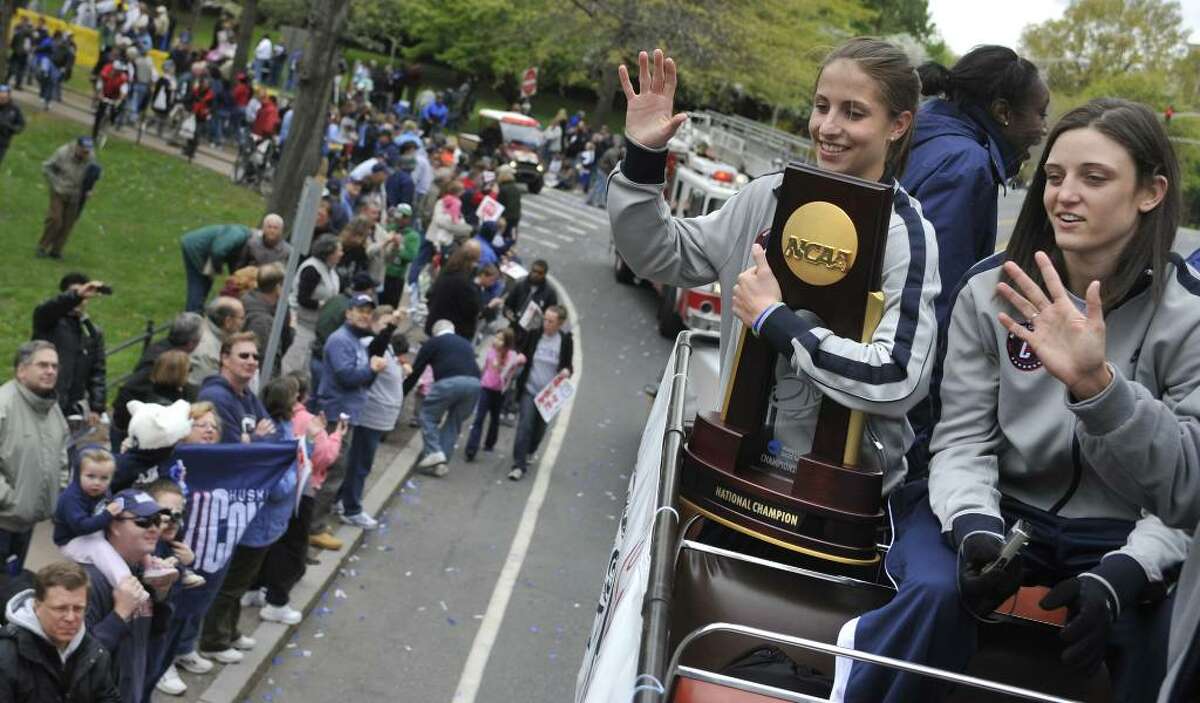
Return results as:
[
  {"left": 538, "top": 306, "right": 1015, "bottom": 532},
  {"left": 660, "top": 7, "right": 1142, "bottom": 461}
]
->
[
  {"left": 190, "top": 86, "right": 214, "bottom": 119},
  {"left": 232, "top": 82, "right": 252, "bottom": 107},
  {"left": 98, "top": 63, "right": 129, "bottom": 100},
  {"left": 251, "top": 101, "right": 280, "bottom": 137}
]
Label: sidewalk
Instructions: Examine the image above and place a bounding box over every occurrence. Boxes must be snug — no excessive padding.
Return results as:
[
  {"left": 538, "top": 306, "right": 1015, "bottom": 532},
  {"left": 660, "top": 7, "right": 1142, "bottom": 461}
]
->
[{"left": 7, "top": 84, "right": 237, "bottom": 177}]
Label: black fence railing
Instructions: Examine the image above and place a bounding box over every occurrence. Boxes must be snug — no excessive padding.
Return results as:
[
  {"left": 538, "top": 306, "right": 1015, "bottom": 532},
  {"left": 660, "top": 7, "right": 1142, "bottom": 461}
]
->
[{"left": 106, "top": 319, "right": 171, "bottom": 389}]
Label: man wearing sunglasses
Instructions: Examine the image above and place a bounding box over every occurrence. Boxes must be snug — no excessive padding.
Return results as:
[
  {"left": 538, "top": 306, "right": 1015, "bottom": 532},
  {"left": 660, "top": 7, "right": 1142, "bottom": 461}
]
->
[
  {"left": 197, "top": 331, "right": 278, "bottom": 445},
  {"left": 80, "top": 488, "right": 178, "bottom": 703}
]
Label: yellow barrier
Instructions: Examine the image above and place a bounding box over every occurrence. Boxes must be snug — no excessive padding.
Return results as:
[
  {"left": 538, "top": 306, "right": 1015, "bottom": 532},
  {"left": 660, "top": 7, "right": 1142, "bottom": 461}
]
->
[{"left": 10, "top": 8, "right": 169, "bottom": 74}]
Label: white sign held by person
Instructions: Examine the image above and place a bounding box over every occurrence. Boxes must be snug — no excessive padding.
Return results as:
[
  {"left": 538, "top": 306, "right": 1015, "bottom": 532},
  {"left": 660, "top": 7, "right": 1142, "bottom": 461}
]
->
[
  {"left": 477, "top": 195, "right": 505, "bottom": 223},
  {"left": 518, "top": 300, "right": 543, "bottom": 331},
  {"left": 535, "top": 374, "right": 576, "bottom": 423},
  {"left": 576, "top": 348, "right": 676, "bottom": 702}
]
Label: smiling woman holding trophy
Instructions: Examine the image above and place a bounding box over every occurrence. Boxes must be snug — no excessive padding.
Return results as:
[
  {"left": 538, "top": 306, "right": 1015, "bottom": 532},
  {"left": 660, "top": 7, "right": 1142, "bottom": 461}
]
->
[{"left": 608, "top": 38, "right": 940, "bottom": 566}]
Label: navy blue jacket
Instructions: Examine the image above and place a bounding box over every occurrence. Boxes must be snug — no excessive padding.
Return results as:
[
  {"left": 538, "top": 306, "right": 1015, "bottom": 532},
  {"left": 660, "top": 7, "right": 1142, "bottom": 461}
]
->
[
  {"left": 317, "top": 324, "right": 377, "bottom": 423},
  {"left": 196, "top": 375, "right": 271, "bottom": 444},
  {"left": 401, "top": 333, "right": 481, "bottom": 396},
  {"left": 52, "top": 480, "right": 110, "bottom": 546},
  {"left": 901, "top": 98, "right": 1018, "bottom": 325},
  {"left": 386, "top": 169, "right": 415, "bottom": 209}
]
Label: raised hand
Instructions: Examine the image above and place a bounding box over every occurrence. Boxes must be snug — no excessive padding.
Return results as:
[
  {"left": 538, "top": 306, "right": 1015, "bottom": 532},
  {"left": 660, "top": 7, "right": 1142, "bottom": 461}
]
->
[
  {"left": 617, "top": 49, "right": 689, "bottom": 149},
  {"left": 996, "top": 251, "right": 1112, "bottom": 400}
]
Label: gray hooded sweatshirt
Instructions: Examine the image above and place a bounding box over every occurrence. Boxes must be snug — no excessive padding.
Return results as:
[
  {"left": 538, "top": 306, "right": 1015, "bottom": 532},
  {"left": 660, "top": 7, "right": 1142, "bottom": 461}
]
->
[
  {"left": 5, "top": 588, "right": 87, "bottom": 664},
  {"left": 929, "top": 251, "right": 1198, "bottom": 700},
  {"left": 608, "top": 140, "right": 941, "bottom": 489}
]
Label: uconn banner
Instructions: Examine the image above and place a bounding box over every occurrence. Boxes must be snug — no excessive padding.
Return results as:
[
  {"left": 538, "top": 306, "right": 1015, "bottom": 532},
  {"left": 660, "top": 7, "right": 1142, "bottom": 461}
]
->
[{"left": 174, "top": 442, "right": 299, "bottom": 576}]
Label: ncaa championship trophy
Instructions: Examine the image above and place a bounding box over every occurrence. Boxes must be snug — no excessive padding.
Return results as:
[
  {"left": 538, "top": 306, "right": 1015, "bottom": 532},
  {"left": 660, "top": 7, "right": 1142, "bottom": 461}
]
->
[{"left": 679, "top": 163, "right": 894, "bottom": 565}]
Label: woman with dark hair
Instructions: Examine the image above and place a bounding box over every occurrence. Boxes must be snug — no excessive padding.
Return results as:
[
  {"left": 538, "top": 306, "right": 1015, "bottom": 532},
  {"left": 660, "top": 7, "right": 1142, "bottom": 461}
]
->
[
  {"left": 846, "top": 99, "right": 1193, "bottom": 702},
  {"left": 901, "top": 45, "right": 1049, "bottom": 472},
  {"left": 424, "top": 240, "right": 483, "bottom": 340},
  {"left": 905, "top": 46, "right": 1049, "bottom": 323}
]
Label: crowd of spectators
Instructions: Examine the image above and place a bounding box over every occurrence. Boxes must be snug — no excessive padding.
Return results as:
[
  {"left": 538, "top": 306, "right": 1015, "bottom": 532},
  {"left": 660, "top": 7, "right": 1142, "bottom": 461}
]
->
[{"left": 0, "top": 39, "right": 587, "bottom": 696}]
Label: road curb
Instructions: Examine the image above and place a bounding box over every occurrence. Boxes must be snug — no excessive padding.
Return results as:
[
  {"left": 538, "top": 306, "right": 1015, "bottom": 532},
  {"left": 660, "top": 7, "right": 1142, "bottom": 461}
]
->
[{"left": 196, "top": 430, "right": 423, "bottom": 703}]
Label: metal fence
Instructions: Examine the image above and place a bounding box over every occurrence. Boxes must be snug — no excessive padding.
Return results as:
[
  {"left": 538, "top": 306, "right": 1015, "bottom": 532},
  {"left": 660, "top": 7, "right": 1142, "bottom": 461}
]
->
[{"left": 105, "top": 318, "right": 171, "bottom": 389}]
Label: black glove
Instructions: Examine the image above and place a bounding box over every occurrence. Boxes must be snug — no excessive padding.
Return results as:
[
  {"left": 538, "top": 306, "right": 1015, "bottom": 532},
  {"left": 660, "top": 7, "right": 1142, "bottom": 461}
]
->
[
  {"left": 1039, "top": 577, "right": 1113, "bottom": 672},
  {"left": 957, "top": 531, "right": 1023, "bottom": 619}
]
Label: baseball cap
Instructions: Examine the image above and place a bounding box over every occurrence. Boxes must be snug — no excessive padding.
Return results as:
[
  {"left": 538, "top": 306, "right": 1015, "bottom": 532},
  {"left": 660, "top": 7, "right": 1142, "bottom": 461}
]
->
[
  {"left": 110, "top": 489, "right": 164, "bottom": 518},
  {"left": 0, "top": 84, "right": 10, "bottom": 94},
  {"left": 349, "top": 293, "right": 376, "bottom": 309},
  {"left": 77, "top": 136, "right": 95, "bottom": 150},
  {"left": 371, "top": 162, "right": 388, "bottom": 174},
  {"left": 350, "top": 272, "right": 377, "bottom": 292},
  {"left": 390, "top": 203, "right": 413, "bottom": 218}
]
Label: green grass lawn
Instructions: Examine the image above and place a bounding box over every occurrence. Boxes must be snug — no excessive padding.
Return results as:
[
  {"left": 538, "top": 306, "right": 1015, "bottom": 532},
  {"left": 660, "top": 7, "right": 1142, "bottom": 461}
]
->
[{"left": 0, "top": 111, "right": 265, "bottom": 386}]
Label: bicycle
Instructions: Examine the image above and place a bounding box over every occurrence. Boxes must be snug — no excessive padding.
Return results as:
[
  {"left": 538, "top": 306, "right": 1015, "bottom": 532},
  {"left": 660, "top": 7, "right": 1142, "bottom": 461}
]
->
[{"left": 231, "top": 133, "right": 279, "bottom": 195}]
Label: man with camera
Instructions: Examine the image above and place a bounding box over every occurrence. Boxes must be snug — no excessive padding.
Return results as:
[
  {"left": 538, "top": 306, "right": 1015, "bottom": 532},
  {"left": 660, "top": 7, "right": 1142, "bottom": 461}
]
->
[{"left": 31, "top": 273, "right": 110, "bottom": 423}]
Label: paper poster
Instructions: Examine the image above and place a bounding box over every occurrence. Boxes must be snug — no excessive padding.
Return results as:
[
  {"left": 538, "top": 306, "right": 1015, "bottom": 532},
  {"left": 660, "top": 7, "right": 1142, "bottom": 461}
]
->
[
  {"left": 518, "top": 299, "right": 542, "bottom": 331},
  {"left": 477, "top": 195, "right": 506, "bottom": 222},
  {"left": 535, "top": 375, "right": 576, "bottom": 422},
  {"left": 501, "top": 260, "right": 528, "bottom": 281}
]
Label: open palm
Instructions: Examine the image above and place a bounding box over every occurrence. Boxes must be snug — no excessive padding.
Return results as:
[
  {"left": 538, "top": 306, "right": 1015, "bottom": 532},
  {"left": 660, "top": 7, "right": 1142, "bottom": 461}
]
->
[
  {"left": 618, "top": 49, "right": 688, "bottom": 149},
  {"left": 996, "top": 252, "right": 1110, "bottom": 397}
]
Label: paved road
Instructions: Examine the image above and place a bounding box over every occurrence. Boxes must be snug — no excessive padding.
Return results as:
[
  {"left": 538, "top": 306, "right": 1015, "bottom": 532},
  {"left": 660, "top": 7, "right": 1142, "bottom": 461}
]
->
[{"left": 242, "top": 187, "right": 676, "bottom": 703}]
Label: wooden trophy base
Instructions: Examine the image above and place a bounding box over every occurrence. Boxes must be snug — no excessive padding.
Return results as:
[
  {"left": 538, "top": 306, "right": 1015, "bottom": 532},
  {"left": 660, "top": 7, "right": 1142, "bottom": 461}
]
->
[{"left": 680, "top": 411, "right": 884, "bottom": 565}]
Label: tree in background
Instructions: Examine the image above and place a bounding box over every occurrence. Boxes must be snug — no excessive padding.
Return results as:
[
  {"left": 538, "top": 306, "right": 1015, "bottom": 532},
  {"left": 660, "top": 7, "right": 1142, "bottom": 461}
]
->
[
  {"left": 0, "top": 0, "right": 17, "bottom": 82},
  {"left": 267, "top": 0, "right": 351, "bottom": 226},
  {"left": 1020, "top": 0, "right": 1190, "bottom": 95},
  {"left": 231, "top": 0, "right": 259, "bottom": 77}
]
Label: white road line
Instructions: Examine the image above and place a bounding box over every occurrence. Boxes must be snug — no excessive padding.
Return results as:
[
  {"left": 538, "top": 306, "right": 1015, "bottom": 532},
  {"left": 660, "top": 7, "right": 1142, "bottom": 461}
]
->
[
  {"left": 564, "top": 224, "right": 591, "bottom": 236},
  {"left": 527, "top": 224, "right": 575, "bottom": 244},
  {"left": 452, "top": 275, "right": 583, "bottom": 703},
  {"left": 521, "top": 209, "right": 546, "bottom": 221},
  {"left": 538, "top": 188, "right": 588, "bottom": 208},
  {"left": 524, "top": 197, "right": 608, "bottom": 225},
  {"left": 520, "top": 234, "right": 560, "bottom": 250},
  {"left": 524, "top": 196, "right": 609, "bottom": 226}
]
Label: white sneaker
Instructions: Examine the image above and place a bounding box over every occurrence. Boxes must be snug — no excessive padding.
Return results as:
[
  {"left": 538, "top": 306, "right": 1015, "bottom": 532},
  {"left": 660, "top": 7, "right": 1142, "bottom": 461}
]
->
[
  {"left": 232, "top": 634, "right": 257, "bottom": 650},
  {"left": 240, "top": 588, "right": 266, "bottom": 608},
  {"left": 431, "top": 464, "right": 450, "bottom": 477},
  {"left": 200, "top": 647, "right": 244, "bottom": 664},
  {"left": 260, "top": 603, "right": 303, "bottom": 625},
  {"left": 417, "top": 451, "right": 447, "bottom": 469},
  {"left": 508, "top": 467, "right": 526, "bottom": 481},
  {"left": 341, "top": 512, "right": 379, "bottom": 530},
  {"left": 155, "top": 664, "right": 187, "bottom": 696},
  {"left": 175, "top": 651, "right": 214, "bottom": 674}
]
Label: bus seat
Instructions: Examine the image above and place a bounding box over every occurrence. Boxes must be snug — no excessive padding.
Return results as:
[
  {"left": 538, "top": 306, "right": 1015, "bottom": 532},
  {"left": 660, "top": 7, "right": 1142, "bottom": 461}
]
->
[{"left": 670, "top": 541, "right": 1111, "bottom": 702}]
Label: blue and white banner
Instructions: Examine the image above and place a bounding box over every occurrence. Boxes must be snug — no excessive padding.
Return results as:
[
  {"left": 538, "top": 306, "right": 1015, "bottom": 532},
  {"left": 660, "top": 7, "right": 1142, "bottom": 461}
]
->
[{"left": 175, "top": 442, "right": 299, "bottom": 576}]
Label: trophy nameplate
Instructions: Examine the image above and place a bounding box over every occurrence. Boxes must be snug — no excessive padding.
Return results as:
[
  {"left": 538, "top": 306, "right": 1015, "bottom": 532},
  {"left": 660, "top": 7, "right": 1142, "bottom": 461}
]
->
[{"left": 680, "top": 163, "right": 894, "bottom": 564}]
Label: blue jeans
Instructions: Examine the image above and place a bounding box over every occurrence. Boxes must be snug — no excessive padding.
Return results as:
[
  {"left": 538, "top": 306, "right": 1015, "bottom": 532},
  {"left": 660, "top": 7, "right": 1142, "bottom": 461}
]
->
[
  {"left": 340, "top": 426, "right": 384, "bottom": 517},
  {"left": 0, "top": 528, "right": 34, "bottom": 574},
  {"left": 465, "top": 387, "right": 504, "bottom": 456},
  {"left": 183, "top": 251, "right": 212, "bottom": 312},
  {"left": 407, "top": 238, "right": 434, "bottom": 288},
  {"left": 511, "top": 392, "right": 548, "bottom": 471},
  {"left": 586, "top": 170, "right": 609, "bottom": 206},
  {"left": 126, "top": 81, "right": 148, "bottom": 121},
  {"left": 419, "top": 376, "right": 481, "bottom": 459},
  {"left": 171, "top": 559, "right": 230, "bottom": 657}
]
